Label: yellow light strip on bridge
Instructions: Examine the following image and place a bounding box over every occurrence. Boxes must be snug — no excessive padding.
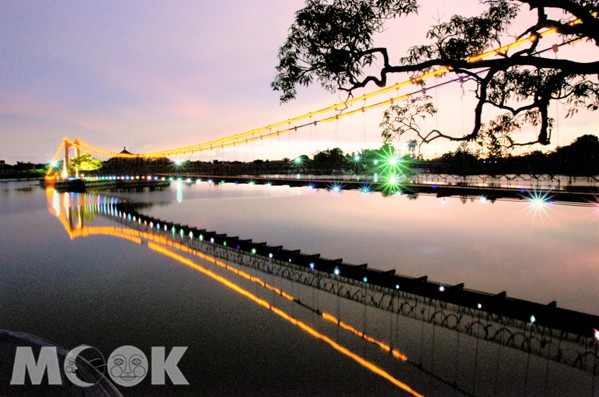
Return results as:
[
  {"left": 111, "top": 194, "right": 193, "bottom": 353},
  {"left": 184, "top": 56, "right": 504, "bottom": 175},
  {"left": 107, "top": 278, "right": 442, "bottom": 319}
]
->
[{"left": 49, "top": 21, "right": 578, "bottom": 165}]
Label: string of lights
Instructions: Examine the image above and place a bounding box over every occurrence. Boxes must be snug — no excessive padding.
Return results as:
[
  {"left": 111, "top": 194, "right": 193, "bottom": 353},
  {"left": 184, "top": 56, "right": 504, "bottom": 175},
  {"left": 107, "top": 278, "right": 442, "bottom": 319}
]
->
[{"left": 47, "top": 16, "right": 592, "bottom": 176}]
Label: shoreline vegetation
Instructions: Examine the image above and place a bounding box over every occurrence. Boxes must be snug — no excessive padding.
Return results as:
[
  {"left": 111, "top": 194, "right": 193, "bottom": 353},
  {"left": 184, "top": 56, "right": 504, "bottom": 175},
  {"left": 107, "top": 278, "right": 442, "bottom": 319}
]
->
[{"left": 3, "top": 134, "right": 598, "bottom": 180}]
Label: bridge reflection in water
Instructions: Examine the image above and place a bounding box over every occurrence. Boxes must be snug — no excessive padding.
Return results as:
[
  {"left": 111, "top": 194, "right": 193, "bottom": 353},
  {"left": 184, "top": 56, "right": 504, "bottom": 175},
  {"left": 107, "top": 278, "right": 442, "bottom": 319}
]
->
[{"left": 47, "top": 189, "right": 599, "bottom": 396}]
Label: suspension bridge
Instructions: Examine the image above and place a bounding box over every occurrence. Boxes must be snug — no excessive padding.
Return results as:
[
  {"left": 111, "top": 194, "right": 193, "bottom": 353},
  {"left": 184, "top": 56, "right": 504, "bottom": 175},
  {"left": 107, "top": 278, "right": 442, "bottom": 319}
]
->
[{"left": 43, "top": 21, "right": 586, "bottom": 183}]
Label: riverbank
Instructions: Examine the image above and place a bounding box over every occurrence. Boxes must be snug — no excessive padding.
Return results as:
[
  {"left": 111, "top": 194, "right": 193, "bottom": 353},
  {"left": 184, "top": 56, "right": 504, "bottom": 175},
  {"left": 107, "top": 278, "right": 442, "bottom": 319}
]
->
[{"left": 41, "top": 178, "right": 171, "bottom": 192}]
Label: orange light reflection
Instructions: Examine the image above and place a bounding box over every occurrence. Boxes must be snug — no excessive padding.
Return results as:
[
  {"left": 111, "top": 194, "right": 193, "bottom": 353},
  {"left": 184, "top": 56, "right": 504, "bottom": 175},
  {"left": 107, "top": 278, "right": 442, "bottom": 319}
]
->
[
  {"left": 322, "top": 312, "right": 408, "bottom": 362},
  {"left": 49, "top": 190, "right": 419, "bottom": 393},
  {"left": 147, "top": 242, "right": 424, "bottom": 397},
  {"left": 49, "top": 190, "right": 410, "bottom": 360}
]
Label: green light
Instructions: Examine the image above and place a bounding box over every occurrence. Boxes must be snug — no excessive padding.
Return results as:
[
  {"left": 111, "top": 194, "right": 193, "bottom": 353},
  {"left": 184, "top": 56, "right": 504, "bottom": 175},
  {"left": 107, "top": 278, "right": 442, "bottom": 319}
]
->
[
  {"left": 251, "top": 248, "right": 257, "bottom": 254},
  {"left": 223, "top": 241, "right": 227, "bottom": 247},
  {"left": 294, "top": 157, "right": 302, "bottom": 164},
  {"left": 380, "top": 173, "right": 402, "bottom": 196},
  {"left": 354, "top": 155, "right": 361, "bottom": 162}
]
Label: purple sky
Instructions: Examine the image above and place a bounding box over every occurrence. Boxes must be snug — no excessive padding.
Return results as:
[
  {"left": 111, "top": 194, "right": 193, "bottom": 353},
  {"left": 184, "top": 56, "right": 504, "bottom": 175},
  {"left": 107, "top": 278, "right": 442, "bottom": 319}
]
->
[{"left": 1, "top": 1, "right": 597, "bottom": 163}]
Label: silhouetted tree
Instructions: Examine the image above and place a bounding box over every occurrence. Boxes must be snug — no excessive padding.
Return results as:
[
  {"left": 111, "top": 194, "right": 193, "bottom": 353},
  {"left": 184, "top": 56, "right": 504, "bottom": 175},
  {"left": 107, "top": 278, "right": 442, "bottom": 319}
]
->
[
  {"left": 313, "top": 147, "right": 345, "bottom": 163},
  {"left": 274, "top": 0, "right": 598, "bottom": 149},
  {"left": 554, "top": 134, "right": 599, "bottom": 174}
]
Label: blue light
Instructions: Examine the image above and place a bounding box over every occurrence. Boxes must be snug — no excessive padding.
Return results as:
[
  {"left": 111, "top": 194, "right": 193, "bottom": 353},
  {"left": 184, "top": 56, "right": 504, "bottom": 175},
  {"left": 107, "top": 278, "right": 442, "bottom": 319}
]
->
[
  {"left": 329, "top": 182, "right": 343, "bottom": 193},
  {"left": 363, "top": 277, "right": 368, "bottom": 283},
  {"left": 333, "top": 267, "right": 340, "bottom": 276},
  {"left": 477, "top": 303, "right": 482, "bottom": 309},
  {"left": 309, "top": 263, "right": 315, "bottom": 270},
  {"left": 530, "top": 315, "right": 536, "bottom": 324}
]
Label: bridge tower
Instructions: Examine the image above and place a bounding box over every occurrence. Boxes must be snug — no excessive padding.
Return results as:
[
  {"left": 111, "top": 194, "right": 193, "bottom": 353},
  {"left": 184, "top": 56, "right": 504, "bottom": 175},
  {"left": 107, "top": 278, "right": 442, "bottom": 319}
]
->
[{"left": 61, "top": 138, "right": 81, "bottom": 179}]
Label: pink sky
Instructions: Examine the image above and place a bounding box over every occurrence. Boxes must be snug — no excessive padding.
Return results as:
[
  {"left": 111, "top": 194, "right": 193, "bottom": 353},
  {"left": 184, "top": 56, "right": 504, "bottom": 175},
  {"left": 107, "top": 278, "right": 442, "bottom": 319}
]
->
[{"left": 1, "top": 0, "right": 597, "bottom": 163}]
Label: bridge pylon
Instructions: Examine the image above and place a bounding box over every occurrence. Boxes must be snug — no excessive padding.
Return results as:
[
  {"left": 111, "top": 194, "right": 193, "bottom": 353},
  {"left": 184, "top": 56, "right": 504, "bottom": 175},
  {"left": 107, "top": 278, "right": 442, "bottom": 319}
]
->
[{"left": 60, "top": 138, "right": 81, "bottom": 179}]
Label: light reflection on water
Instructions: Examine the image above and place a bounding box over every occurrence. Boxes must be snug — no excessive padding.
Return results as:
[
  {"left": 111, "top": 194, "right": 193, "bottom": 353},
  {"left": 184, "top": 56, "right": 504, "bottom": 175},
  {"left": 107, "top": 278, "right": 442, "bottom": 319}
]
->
[
  {"left": 119, "top": 181, "right": 599, "bottom": 316},
  {"left": 1, "top": 181, "right": 598, "bottom": 396}
]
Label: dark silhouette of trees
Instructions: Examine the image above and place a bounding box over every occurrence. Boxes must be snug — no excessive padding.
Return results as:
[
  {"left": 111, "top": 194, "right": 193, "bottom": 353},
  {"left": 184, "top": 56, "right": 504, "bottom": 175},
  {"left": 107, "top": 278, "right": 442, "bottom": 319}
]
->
[{"left": 273, "top": 1, "right": 598, "bottom": 149}]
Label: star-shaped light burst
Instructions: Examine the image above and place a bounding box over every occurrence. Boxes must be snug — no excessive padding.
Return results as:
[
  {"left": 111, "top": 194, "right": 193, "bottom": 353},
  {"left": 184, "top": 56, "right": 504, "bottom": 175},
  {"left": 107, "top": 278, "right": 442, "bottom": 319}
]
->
[
  {"left": 524, "top": 189, "right": 554, "bottom": 216},
  {"left": 360, "top": 182, "right": 371, "bottom": 194},
  {"left": 368, "top": 145, "right": 412, "bottom": 196},
  {"left": 329, "top": 182, "right": 343, "bottom": 193}
]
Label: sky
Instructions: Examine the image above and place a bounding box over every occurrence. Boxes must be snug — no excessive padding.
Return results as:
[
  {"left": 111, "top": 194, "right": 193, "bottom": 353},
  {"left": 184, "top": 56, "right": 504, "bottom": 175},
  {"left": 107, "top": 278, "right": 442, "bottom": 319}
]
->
[{"left": 1, "top": 0, "right": 597, "bottom": 164}]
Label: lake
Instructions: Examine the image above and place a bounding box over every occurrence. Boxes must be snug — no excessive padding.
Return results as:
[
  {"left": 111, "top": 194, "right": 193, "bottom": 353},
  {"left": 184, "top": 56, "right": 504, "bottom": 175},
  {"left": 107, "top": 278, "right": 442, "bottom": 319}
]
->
[{"left": 0, "top": 179, "right": 597, "bottom": 396}]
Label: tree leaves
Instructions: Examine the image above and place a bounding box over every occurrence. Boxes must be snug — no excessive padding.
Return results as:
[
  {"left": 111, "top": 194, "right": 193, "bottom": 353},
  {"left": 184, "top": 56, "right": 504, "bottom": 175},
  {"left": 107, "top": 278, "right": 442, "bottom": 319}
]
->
[{"left": 273, "top": 0, "right": 599, "bottom": 148}]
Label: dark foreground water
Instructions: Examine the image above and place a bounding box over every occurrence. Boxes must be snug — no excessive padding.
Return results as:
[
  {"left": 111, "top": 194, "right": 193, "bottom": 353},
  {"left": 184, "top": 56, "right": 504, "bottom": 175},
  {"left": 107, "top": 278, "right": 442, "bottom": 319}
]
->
[{"left": 0, "top": 180, "right": 598, "bottom": 396}]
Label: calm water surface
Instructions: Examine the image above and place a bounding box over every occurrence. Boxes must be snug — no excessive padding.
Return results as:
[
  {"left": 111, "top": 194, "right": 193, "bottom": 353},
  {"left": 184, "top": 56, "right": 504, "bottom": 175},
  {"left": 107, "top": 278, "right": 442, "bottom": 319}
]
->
[
  {"left": 121, "top": 180, "right": 599, "bottom": 315},
  {"left": 1, "top": 180, "right": 598, "bottom": 396}
]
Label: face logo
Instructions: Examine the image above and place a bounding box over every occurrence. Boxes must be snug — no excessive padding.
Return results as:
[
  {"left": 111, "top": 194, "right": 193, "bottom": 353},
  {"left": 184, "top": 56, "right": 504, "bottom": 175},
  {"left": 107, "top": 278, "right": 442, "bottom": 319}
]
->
[
  {"left": 107, "top": 346, "right": 148, "bottom": 387},
  {"left": 63, "top": 345, "right": 106, "bottom": 387}
]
